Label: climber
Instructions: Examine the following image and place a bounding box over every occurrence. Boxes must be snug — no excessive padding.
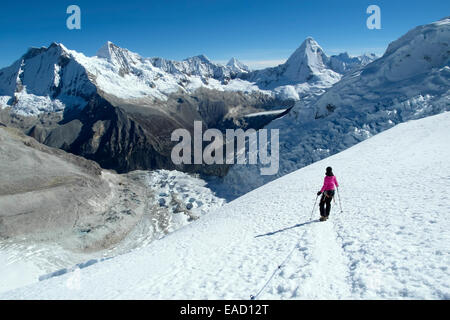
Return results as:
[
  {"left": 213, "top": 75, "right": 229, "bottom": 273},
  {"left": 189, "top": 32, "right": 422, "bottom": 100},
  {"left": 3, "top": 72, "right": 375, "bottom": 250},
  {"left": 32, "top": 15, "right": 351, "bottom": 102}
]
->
[{"left": 317, "top": 167, "right": 339, "bottom": 221}]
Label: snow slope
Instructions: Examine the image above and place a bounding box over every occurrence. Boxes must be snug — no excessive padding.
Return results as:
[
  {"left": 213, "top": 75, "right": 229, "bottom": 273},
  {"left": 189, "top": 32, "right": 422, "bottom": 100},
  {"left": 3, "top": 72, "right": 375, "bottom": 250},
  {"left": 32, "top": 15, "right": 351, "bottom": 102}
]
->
[{"left": 2, "top": 112, "right": 449, "bottom": 299}]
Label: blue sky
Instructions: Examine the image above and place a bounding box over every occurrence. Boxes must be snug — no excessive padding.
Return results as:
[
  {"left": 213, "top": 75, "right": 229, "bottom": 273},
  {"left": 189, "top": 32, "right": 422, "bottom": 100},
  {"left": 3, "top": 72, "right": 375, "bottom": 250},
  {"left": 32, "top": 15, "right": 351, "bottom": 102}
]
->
[{"left": 0, "top": 0, "right": 448, "bottom": 69}]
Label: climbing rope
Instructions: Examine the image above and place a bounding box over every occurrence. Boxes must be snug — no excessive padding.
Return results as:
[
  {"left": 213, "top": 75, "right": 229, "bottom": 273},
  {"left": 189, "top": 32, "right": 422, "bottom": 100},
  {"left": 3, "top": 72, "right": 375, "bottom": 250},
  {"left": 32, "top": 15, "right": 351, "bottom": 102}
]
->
[
  {"left": 309, "top": 194, "right": 319, "bottom": 220},
  {"left": 337, "top": 187, "right": 343, "bottom": 213},
  {"left": 250, "top": 243, "right": 300, "bottom": 300},
  {"left": 250, "top": 195, "right": 319, "bottom": 300}
]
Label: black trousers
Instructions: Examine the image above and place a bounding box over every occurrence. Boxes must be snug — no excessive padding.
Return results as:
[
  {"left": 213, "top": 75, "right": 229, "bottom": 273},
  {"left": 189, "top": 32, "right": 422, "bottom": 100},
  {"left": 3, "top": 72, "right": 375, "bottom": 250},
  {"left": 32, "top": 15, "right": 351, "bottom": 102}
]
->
[{"left": 319, "top": 190, "right": 335, "bottom": 217}]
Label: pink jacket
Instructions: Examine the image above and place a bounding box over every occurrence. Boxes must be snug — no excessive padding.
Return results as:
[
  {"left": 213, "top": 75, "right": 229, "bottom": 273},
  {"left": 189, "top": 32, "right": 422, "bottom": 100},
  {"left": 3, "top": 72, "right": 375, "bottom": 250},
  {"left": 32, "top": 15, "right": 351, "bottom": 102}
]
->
[{"left": 320, "top": 176, "right": 339, "bottom": 192}]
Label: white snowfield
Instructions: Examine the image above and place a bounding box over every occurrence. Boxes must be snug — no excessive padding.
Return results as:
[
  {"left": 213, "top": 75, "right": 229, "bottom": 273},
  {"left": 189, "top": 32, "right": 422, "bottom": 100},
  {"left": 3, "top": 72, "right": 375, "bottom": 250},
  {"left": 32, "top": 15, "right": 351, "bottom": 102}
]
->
[{"left": 2, "top": 112, "right": 449, "bottom": 300}]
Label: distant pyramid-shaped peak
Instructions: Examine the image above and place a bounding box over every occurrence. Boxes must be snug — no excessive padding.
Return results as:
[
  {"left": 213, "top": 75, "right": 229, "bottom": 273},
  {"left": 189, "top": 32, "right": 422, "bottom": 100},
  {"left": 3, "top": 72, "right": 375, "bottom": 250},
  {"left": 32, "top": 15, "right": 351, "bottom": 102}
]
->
[
  {"left": 287, "top": 37, "right": 326, "bottom": 63},
  {"left": 227, "top": 57, "right": 250, "bottom": 72},
  {"left": 283, "top": 37, "right": 330, "bottom": 81}
]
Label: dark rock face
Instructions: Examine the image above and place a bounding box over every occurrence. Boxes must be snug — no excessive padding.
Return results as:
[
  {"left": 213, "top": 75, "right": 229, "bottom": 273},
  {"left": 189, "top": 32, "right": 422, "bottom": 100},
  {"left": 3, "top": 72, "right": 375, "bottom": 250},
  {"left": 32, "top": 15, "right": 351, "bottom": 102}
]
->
[{"left": 71, "top": 98, "right": 181, "bottom": 174}]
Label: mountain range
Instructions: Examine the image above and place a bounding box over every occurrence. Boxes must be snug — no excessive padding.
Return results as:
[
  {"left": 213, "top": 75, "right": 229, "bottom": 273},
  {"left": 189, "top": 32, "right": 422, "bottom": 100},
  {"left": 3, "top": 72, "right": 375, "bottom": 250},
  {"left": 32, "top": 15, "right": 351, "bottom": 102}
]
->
[
  {"left": 0, "top": 36, "right": 376, "bottom": 174},
  {"left": 0, "top": 37, "right": 376, "bottom": 115},
  {"left": 0, "top": 17, "right": 448, "bottom": 187}
]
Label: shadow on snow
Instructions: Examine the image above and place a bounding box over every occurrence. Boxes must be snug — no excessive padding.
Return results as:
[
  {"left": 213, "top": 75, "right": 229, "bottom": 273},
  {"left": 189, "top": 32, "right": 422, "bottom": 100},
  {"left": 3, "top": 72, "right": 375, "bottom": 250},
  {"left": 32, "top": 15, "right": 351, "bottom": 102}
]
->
[{"left": 255, "top": 219, "right": 320, "bottom": 238}]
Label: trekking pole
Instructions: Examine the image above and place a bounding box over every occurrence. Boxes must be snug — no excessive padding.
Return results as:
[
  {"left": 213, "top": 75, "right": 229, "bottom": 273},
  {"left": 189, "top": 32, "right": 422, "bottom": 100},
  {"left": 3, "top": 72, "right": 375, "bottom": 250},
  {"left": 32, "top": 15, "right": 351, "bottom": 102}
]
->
[
  {"left": 337, "top": 187, "right": 343, "bottom": 213},
  {"left": 309, "top": 195, "right": 319, "bottom": 220}
]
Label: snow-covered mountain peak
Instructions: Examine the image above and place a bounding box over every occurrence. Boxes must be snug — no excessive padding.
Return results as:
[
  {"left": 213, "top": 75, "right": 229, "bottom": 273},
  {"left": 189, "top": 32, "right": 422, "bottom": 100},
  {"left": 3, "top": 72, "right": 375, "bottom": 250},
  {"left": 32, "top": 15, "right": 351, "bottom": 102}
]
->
[
  {"left": 227, "top": 57, "right": 240, "bottom": 65},
  {"left": 96, "top": 41, "right": 143, "bottom": 68},
  {"left": 244, "top": 35, "right": 377, "bottom": 93},
  {"left": 0, "top": 41, "right": 96, "bottom": 115},
  {"left": 286, "top": 37, "right": 327, "bottom": 65},
  {"left": 384, "top": 16, "right": 449, "bottom": 58},
  {"left": 21, "top": 42, "right": 69, "bottom": 61},
  {"left": 302, "top": 36, "right": 320, "bottom": 47},
  {"left": 185, "top": 54, "right": 211, "bottom": 63},
  {"left": 240, "top": 37, "right": 348, "bottom": 98},
  {"left": 227, "top": 57, "right": 250, "bottom": 73},
  {"left": 48, "top": 42, "right": 68, "bottom": 51},
  {"left": 150, "top": 53, "right": 243, "bottom": 80},
  {"left": 96, "top": 41, "right": 114, "bottom": 59},
  {"left": 309, "top": 17, "right": 449, "bottom": 120},
  {"left": 362, "top": 16, "right": 449, "bottom": 82},
  {"left": 282, "top": 37, "right": 336, "bottom": 83}
]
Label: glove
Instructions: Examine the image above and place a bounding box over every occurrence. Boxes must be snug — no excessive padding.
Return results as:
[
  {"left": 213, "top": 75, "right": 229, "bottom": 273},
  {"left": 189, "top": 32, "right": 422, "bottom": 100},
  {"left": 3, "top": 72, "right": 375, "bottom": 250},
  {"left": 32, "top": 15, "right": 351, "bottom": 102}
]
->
[{"left": 317, "top": 191, "right": 322, "bottom": 196}]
